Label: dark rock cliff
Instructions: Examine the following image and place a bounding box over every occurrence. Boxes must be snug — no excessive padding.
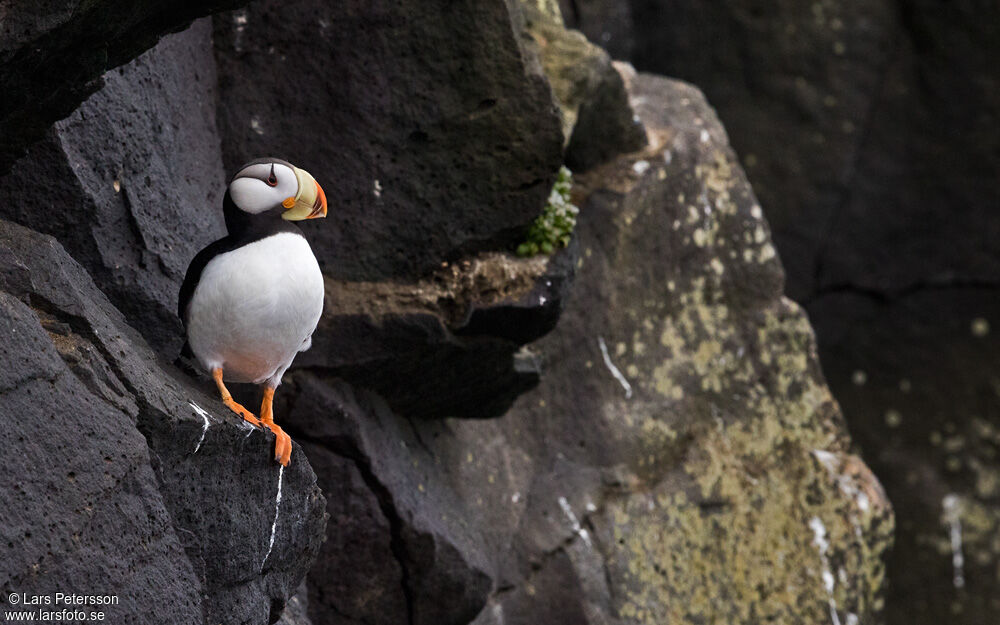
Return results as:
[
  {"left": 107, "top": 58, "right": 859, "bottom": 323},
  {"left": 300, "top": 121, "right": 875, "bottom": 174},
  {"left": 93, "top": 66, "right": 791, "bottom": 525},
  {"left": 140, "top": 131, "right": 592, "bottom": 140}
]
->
[{"left": 0, "top": 2, "right": 894, "bottom": 624}]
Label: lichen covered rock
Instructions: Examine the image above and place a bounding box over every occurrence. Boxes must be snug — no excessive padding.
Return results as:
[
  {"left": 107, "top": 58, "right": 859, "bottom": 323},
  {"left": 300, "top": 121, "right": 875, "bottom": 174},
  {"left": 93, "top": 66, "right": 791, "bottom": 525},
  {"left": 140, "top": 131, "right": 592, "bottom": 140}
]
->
[
  {"left": 563, "top": 3, "right": 1000, "bottom": 621},
  {"left": 518, "top": 2, "right": 646, "bottom": 171},
  {"left": 278, "top": 68, "right": 893, "bottom": 625},
  {"left": 469, "top": 69, "right": 894, "bottom": 625}
]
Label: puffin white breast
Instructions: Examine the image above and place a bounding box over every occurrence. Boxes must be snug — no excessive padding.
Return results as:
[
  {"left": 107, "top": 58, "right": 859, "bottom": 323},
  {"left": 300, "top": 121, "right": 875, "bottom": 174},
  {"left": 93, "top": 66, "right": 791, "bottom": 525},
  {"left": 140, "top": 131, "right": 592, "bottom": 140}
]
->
[{"left": 186, "top": 232, "right": 324, "bottom": 384}]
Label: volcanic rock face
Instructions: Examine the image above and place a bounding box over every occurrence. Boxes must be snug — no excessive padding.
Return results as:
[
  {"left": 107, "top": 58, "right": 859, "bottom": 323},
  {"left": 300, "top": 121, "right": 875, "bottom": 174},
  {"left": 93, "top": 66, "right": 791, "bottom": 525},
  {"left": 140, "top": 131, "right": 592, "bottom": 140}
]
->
[
  {"left": 0, "top": 3, "right": 894, "bottom": 625},
  {"left": 0, "top": 20, "right": 227, "bottom": 356},
  {"left": 565, "top": 2, "right": 1000, "bottom": 622},
  {"left": 518, "top": 2, "right": 647, "bottom": 171}
]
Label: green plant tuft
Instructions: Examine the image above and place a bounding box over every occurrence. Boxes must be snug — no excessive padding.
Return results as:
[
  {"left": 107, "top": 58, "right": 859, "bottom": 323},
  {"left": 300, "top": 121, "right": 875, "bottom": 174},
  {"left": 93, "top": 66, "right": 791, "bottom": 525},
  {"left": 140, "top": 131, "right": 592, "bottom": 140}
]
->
[{"left": 516, "top": 166, "right": 579, "bottom": 257}]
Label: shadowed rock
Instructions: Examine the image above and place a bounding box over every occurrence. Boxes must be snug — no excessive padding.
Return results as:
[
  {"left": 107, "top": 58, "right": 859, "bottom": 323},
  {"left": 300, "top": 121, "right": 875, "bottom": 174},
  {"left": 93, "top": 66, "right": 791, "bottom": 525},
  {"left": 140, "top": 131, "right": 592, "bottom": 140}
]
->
[
  {"left": 280, "top": 376, "right": 494, "bottom": 625},
  {"left": 300, "top": 248, "right": 576, "bottom": 420},
  {"left": 0, "top": 0, "right": 246, "bottom": 174}
]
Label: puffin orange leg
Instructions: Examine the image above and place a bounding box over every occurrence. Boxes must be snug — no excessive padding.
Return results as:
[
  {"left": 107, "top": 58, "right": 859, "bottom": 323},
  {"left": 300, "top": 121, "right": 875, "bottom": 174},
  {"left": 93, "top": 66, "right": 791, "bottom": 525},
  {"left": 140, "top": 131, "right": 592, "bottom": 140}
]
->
[
  {"left": 212, "top": 368, "right": 261, "bottom": 427},
  {"left": 260, "top": 387, "right": 292, "bottom": 467}
]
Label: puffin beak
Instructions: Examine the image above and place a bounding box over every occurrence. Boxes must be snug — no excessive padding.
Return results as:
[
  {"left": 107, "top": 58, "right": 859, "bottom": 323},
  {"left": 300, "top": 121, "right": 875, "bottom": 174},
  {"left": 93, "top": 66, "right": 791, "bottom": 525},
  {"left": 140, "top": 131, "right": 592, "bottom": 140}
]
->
[{"left": 281, "top": 167, "right": 328, "bottom": 221}]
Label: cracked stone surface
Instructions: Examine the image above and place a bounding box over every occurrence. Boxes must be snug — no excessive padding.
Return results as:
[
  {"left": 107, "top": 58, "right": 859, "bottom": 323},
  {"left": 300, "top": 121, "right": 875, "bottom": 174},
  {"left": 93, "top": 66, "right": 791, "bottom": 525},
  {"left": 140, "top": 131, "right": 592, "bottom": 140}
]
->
[{"left": 565, "top": 2, "right": 1000, "bottom": 622}]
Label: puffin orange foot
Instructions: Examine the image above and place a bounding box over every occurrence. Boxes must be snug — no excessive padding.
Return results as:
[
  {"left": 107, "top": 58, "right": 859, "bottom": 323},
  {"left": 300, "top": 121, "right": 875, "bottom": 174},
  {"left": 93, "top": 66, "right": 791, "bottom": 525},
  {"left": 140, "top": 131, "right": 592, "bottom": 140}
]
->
[
  {"left": 264, "top": 422, "right": 292, "bottom": 467},
  {"left": 224, "top": 397, "right": 262, "bottom": 427},
  {"left": 213, "top": 368, "right": 261, "bottom": 427},
  {"left": 259, "top": 386, "right": 291, "bottom": 466}
]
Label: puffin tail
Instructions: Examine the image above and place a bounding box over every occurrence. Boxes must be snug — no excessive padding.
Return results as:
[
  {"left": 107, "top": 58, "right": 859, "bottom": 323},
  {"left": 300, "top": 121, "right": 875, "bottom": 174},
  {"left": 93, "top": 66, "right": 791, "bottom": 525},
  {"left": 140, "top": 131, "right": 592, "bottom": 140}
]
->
[{"left": 174, "top": 340, "right": 199, "bottom": 376}]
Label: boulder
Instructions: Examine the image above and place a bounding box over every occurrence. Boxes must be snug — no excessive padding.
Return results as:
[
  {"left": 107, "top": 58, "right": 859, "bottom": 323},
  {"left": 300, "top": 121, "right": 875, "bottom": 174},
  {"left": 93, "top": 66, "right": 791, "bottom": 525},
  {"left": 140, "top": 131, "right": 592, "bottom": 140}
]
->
[
  {"left": 0, "top": 0, "right": 244, "bottom": 173},
  {"left": 467, "top": 69, "right": 894, "bottom": 625},
  {"left": 567, "top": 2, "right": 1000, "bottom": 621},
  {"left": 0, "top": 20, "right": 227, "bottom": 356},
  {"left": 212, "top": 0, "right": 565, "bottom": 282},
  {"left": 518, "top": 2, "right": 646, "bottom": 171},
  {"left": 281, "top": 69, "right": 893, "bottom": 625},
  {"left": 0, "top": 219, "right": 326, "bottom": 625}
]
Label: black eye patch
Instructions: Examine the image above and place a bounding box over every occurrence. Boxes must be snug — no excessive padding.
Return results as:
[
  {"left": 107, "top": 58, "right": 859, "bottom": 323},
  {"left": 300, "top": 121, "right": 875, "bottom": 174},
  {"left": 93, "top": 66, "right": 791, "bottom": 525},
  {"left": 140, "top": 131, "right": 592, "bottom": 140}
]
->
[{"left": 265, "top": 163, "right": 278, "bottom": 187}]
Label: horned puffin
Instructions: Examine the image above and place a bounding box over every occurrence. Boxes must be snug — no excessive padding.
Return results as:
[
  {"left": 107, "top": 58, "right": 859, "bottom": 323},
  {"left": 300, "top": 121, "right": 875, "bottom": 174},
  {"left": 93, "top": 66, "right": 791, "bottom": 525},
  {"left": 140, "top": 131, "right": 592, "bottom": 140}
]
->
[{"left": 178, "top": 157, "right": 328, "bottom": 466}]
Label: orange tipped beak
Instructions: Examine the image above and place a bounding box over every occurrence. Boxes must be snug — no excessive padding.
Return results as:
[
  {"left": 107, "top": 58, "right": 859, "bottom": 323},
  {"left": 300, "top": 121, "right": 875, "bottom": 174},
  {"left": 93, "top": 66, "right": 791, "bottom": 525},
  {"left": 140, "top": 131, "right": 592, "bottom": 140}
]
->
[{"left": 307, "top": 181, "right": 327, "bottom": 219}]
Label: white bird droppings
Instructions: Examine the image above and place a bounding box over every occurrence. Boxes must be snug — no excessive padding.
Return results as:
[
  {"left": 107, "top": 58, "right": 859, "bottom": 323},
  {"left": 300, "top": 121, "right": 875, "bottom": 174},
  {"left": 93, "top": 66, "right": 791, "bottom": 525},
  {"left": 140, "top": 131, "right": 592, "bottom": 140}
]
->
[
  {"left": 812, "top": 449, "right": 870, "bottom": 527},
  {"left": 809, "top": 516, "right": 842, "bottom": 625},
  {"left": 632, "top": 160, "right": 650, "bottom": 175},
  {"left": 188, "top": 402, "right": 212, "bottom": 455},
  {"left": 700, "top": 129, "right": 710, "bottom": 143},
  {"left": 598, "top": 337, "right": 632, "bottom": 399},
  {"left": 373, "top": 179, "right": 383, "bottom": 199},
  {"left": 261, "top": 465, "right": 285, "bottom": 572},
  {"left": 558, "top": 496, "right": 592, "bottom": 548},
  {"left": 942, "top": 493, "right": 965, "bottom": 589},
  {"left": 233, "top": 11, "right": 248, "bottom": 52}
]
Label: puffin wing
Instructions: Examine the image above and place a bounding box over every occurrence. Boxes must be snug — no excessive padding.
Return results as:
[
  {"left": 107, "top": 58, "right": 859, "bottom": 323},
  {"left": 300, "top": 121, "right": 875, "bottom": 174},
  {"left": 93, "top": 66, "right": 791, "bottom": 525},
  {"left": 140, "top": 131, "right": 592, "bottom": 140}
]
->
[{"left": 178, "top": 238, "right": 233, "bottom": 326}]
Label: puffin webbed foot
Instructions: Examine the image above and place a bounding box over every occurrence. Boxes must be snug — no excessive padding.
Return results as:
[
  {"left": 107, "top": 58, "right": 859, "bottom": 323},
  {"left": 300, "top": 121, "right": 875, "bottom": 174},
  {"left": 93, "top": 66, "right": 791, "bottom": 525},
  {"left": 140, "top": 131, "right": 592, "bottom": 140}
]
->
[
  {"left": 225, "top": 397, "right": 262, "bottom": 428},
  {"left": 264, "top": 422, "right": 292, "bottom": 467},
  {"left": 261, "top": 387, "right": 292, "bottom": 467}
]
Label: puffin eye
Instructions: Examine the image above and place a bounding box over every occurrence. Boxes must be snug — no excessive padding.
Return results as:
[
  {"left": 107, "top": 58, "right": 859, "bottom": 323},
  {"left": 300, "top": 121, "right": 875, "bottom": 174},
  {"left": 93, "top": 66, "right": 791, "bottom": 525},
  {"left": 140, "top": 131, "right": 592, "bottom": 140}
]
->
[{"left": 265, "top": 163, "right": 278, "bottom": 187}]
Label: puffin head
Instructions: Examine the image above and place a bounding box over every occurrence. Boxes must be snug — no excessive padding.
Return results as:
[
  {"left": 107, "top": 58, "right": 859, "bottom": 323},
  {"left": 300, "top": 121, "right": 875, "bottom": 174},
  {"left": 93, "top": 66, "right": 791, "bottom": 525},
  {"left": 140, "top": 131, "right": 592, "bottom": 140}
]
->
[{"left": 228, "top": 157, "right": 328, "bottom": 221}]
